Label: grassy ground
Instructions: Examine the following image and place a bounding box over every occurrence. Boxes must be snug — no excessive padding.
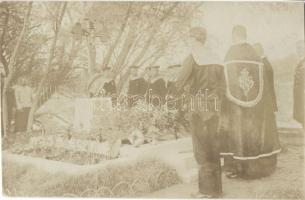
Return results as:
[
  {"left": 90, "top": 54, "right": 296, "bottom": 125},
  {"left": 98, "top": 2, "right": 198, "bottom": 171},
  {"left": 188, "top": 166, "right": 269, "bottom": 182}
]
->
[
  {"left": 146, "top": 132, "right": 305, "bottom": 199},
  {"left": 2, "top": 158, "right": 181, "bottom": 197}
]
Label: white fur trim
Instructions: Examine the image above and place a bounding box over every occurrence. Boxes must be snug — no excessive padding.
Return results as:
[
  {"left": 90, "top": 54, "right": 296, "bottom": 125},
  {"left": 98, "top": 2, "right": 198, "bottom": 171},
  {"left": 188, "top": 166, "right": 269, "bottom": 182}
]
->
[
  {"left": 220, "top": 149, "right": 281, "bottom": 160},
  {"left": 190, "top": 45, "right": 223, "bottom": 66}
]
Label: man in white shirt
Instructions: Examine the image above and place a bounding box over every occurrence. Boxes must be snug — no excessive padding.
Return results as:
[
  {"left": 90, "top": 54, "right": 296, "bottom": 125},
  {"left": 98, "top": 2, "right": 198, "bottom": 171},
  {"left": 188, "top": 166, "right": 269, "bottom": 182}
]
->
[{"left": 14, "top": 76, "right": 33, "bottom": 133}]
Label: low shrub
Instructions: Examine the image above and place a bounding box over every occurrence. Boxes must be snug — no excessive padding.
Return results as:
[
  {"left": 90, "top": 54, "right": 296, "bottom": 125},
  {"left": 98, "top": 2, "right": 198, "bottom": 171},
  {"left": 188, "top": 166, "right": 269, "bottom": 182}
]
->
[{"left": 2, "top": 157, "right": 181, "bottom": 197}]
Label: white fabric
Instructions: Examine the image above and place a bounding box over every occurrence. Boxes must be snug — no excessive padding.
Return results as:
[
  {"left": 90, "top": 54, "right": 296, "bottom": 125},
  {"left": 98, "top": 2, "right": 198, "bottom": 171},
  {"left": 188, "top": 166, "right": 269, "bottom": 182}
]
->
[
  {"left": 220, "top": 148, "right": 281, "bottom": 160},
  {"left": 190, "top": 43, "right": 222, "bottom": 66},
  {"left": 14, "top": 85, "right": 33, "bottom": 109}
]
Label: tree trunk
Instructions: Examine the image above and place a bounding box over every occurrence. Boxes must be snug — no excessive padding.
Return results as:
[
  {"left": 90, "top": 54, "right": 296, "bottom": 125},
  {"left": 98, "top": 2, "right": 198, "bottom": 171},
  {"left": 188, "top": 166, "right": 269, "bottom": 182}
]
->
[
  {"left": 101, "top": 3, "right": 132, "bottom": 70},
  {"left": 1, "top": 2, "right": 33, "bottom": 137},
  {"left": 0, "top": 2, "right": 10, "bottom": 74},
  {"left": 112, "top": 22, "right": 138, "bottom": 76},
  {"left": 27, "top": 2, "right": 67, "bottom": 133},
  {"left": 86, "top": 33, "right": 96, "bottom": 75}
]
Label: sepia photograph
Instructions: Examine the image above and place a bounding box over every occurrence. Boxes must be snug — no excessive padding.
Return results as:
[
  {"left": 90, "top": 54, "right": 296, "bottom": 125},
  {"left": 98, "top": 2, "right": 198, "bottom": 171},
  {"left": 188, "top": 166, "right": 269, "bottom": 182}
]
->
[{"left": 0, "top": 0, "right": 304, "bottom": 199}]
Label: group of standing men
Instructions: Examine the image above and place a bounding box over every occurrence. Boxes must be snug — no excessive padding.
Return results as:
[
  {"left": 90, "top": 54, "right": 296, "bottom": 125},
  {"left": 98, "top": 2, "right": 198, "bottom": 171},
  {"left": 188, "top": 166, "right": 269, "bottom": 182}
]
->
[{"left": 89, "top": 62, "right": 182, "bottom": 110}]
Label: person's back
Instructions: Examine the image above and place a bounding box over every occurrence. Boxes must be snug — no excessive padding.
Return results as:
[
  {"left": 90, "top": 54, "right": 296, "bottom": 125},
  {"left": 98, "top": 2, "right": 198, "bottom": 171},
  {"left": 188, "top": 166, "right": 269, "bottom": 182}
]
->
[
  {"left": 189, "top": 59, "right": 224, "bottom": 96},
  {"left": 221, "top": 25, "right": 281, "bottom": 179},
  {"left": 175, "top": 27, "right": 223, "bottom": 198}
]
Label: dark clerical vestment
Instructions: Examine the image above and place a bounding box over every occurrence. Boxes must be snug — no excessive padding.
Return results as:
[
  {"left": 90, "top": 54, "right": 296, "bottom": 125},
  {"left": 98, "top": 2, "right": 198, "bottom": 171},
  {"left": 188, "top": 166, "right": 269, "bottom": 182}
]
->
[
  {"left": 176, "top": 54, "right": 225, "bottom": 197},
  {"left": 293, "top": 58, "right": 305, "bottom": 127},
  {"left": 221, "top": 43, "right": 281, "bottom": 178},
  {"left": 127, "top": 77, "right": 147, "bottom": 107},
  {"left": 147, "top": 77, "right": 166, "bottom": 107},
  {"left": 262, "top": 57, "right": 278, "bottom": 112}
]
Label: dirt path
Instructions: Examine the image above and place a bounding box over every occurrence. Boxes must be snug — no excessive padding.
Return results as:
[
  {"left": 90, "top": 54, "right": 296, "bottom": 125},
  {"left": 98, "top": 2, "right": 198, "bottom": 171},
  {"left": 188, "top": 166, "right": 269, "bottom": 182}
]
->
[{"left": 146, "top": 133, "right": 305, "bottom": 199}]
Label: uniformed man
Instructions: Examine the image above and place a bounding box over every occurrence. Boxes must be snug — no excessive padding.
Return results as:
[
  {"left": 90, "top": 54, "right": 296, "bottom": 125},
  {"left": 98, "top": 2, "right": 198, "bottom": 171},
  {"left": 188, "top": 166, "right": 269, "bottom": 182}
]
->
[
  {"left": 293, "top": 40, "right": 305, "bottom": 128},
  {"left": 127, "top": 65, "right": 147, "bottom": 107},
  {"left": 165, "top": 64, "right": 181, "bottom": 110},
  {"left": 221, "top": 25, "right": 281, "bottom": 179},
  {"left": 176, "top": 27, "right": 224, "bottom": 198},
  {"left": 98, "top": 67, "right": 117, "bottom": 106},
  {"left": 146, "top": 65, "right": 167, "bottom": 108},
  {"left": 142, "top": 66, "right": 151, "bottom": 82}
]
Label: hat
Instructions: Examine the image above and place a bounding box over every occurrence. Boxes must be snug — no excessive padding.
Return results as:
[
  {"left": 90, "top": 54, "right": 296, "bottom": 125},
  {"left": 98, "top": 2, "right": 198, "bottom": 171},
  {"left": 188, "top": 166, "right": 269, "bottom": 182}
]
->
[
  {"left": 150, "top": 65, "right": 160, "bottom": 69},
  {"left": 232, "top": 25, "right": 247, "bottom": 39},
  {"left": 168, "top": 64, "right": 181, "bottom": 69},
  {"left": 130, "top": 65, "right": 139, "bottom": 69},
  {"left": 189, "top": 27, "right": 207, "bottom": 44},
  {"left": 102, "top": 66, "right": 111, "bottom": 71}
]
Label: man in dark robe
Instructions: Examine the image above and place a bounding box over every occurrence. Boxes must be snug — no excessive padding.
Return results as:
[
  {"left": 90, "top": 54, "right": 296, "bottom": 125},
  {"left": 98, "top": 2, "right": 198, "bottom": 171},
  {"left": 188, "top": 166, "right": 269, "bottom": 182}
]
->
[
  {"left": 221, "top": 26, "right": 281, "bottom": 179},
  {"left": 252, "top": 42, "right": 280, "bottom": 176},
  {"left": 147, "top": 66, "right": 167, "bottom": 108},
  {"left": 176, "top": 27, "right": 225, "bottom": 198},
  {"left": 127, "top": 65, "right": 148, "bottom": 107},
  {"left": 293, "top": 41, "right": 305, "bottom": 128}
]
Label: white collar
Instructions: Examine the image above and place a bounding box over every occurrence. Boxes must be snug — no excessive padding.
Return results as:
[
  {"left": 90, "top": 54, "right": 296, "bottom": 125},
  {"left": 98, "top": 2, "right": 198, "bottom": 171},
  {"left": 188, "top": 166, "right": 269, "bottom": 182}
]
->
[
  {"left": 233, "top": 40, "right": 247, "bottom": 45},
  {"left": 167, "top": 76, "right": 176, "bottom": 82},
  {"left": 190, "top": 44, "right": 222, "bottom": 66},
  {"left": 129, "top": 75, "right": 141, "bottom": 81},
  {"left": 150, "top": 75, "right": 163, "bottom": 83}
]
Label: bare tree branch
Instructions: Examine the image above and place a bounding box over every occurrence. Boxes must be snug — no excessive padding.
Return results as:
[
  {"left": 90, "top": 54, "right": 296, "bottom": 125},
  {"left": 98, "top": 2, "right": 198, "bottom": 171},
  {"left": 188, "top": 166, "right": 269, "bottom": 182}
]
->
[
  {"left": 0, "top": 2, "right": 10, "bottom": 74},
  {"left": 130, "top": 2, "right": 179, "bottom": 66},
  {"left": 27, "top": 2, "right": 67, "bottom": 132},
  {"left": 101, "top": 2, "right": 132, "bottom": 70}
]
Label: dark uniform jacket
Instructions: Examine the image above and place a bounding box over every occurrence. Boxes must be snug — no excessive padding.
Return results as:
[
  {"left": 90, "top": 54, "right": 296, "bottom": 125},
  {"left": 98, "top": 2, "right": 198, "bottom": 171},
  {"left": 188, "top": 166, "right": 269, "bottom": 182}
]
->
[
  {"left": 147, "top": 76, "right": 167, "bottom": 107},
  {"left": 103, "top": 80, "right": 117, "bottom": 106},
  {"left": 165, "top": 80, "right": 180, "bottom": 110},
  {"left": 127, "top": 77, "right": 147, "bottom": 107},
  {"left": 175, "top": 54, "right": 225, "bottom": 121}
]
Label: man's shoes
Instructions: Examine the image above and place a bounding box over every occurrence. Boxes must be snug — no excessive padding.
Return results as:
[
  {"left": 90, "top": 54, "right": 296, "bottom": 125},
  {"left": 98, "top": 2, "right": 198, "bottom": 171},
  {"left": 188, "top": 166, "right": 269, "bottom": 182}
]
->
[
  {"left": 191, "top": 192, "right": 221, "bottom": 198},
  {"left": 225, "top": 172, "right": 239, "bottom": 179}
]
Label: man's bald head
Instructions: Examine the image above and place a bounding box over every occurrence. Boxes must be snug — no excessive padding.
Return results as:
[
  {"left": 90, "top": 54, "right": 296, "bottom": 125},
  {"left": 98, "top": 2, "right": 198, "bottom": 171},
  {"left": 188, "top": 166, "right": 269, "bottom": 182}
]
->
[{"left": 296, "top": 40, "right": 305, "bottom": 59}]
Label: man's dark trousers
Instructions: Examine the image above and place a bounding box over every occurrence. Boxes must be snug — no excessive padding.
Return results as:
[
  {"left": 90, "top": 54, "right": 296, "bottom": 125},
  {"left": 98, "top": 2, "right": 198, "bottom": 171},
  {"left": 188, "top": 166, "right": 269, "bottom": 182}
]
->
[{"left": 190, "top": 113, "right": 222, "bottom": 197}]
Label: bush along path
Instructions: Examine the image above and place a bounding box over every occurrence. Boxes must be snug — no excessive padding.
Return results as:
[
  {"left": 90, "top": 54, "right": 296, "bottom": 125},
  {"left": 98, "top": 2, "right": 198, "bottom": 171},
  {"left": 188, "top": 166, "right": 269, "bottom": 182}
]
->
[{"left": 2, "top": 158, "right": 181, "bottom": 197}]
